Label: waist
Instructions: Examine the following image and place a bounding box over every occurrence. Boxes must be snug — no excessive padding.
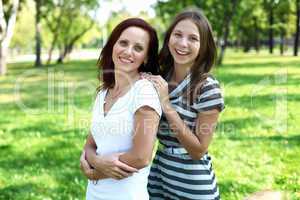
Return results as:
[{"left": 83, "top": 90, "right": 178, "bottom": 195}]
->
[{"left": 157, "top": 143, "right": 188, "bottom": 155}]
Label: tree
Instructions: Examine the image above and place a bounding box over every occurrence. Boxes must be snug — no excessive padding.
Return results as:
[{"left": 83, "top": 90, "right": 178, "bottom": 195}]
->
[
  {"left": 34, "top": 0, "right": 42, "bottom": 67},
  {"left": 217, "top": 0, "right": 239, "bottom": 65},
  {"left": 10, "top": 1, "right": 35, "bottom": 53},
  {"left": 56, "top": 12, "right": 95, "bottom": 63},
  {"left": 263, "top": 0, "right": 278, "bottom": 54},
  {"left": 294, "top": 0, "right": 300, "bottom": 56},
  {"left": 231, "top": 0, "right": 266, "bottom": 53},
  {"left": 0, "top": 0, "right": 20, "bottom": 75},
  {"left": 42, "top": 0, "right": 99, "bottom": 64},
  {"left": 276, "top": 0, "right": 292, "bottom": 55}
]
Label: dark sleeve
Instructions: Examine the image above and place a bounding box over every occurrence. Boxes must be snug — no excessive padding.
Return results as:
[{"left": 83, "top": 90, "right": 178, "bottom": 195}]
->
[{"left": 193, "top": 76, "right": 225, "bottom": 112}]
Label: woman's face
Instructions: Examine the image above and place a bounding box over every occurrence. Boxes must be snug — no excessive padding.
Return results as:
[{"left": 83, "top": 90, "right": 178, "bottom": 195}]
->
[
  {"left": 168, "top": 19, "right": 200, "bottom": 68},
  {"left": 112, "top": 26, "right": 150, "bottom": 75}
]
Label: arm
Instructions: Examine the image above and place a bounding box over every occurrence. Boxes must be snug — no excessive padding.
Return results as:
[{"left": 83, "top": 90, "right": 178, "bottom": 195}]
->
[
  {"left": 142, "top": 74, "right": 220, "bottom": 160},
  {"left": 82, "top": 134, "right": 109, "bottom": 180},
  {"left": 163, "top": 106, "right": 219, "bottom": 160},
  {"left": 84, "top": 133, "right": 137, "bottom": 180},
  {"left": 118, "top": 106, "right": 160, "bottom": 169},
  {"left": 80, "top": 150, "right": 108, "bottom": 180}
]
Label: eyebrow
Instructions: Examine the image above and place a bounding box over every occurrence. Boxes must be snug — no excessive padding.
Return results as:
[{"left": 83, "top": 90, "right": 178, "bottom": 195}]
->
[
  {"left": 119, "top": 38, "right": 146, "bottom": 46},
  {"left": 173, "top": 30, "right": 199, "bottom": 38},
  {"left": 190, "top": 34, "right": 200, "bottom": 38}
]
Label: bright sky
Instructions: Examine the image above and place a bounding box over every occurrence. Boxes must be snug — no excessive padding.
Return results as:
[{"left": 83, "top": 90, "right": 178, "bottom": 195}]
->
[{"left": 97, "top": 0, "right": 157, "bottom": 25}]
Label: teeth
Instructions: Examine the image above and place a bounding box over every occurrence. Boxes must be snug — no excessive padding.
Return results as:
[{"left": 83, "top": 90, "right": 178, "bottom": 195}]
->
[
  {"left": 175, "top": 49, "right": 189, "bottom": 55},
  {"left": 119, "top": 57, "right": 133, "bottom": 63}
]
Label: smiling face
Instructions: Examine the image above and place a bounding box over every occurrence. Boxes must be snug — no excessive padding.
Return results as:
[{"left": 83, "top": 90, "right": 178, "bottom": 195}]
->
[
  {"left": 112, "top": 26, "right": 150, "bottom": 75},
  {"left": 168, "top": 19, "right": 200, "bottom": 68}
]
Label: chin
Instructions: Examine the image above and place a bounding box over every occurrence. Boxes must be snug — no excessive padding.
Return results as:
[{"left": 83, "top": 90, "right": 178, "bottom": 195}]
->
[{"left": 174, "top": 59, "right": 190, "bottom": 65}]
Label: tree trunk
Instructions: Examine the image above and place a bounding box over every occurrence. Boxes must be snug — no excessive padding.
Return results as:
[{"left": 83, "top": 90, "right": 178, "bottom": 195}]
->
[
  {"left": 294, "top": 0, "right": 300, "bottom": 56},
  {"left": 57, "top": 47, "right": 65, "bottom": 64},
  {"left": 254, "top": 17, "right": 260, "bottom": 53},
  {"left": 56, "top": 21, "right": 94, "bottom": 64},
  {"left": 0, "top": 44, "right": 7, "bottom": 75},
  {"left": 268, "top": 7, "right": 274, "bottom": 54},
  {"left": 35, "top": 0, "right": 42, "bottom": 67},
  {"left": 45, "top": 9, "right": 64, "bottom": 65},
  {"left": 46, "top": 37, "right": 57, "bottom": 64},
  {"left": 243, "top": 40, "right": 251, "bottom": 52},
  {"left": 0, "top": 0, "right": 19, "bottom": 75},
  {"left": 280, "top": 29, "right": 284, "bottom": 55},
  {"left": 217, "top": 0, "right": 239, "bottom": 65}
]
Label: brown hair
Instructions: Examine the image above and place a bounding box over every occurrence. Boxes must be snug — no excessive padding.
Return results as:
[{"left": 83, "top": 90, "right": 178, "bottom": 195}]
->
[
  {"left": 159, "top": 8, "right": 217, "bottom": 103},
  {"left": 97, "top": 18, "right": 159, "bottom": 90}
]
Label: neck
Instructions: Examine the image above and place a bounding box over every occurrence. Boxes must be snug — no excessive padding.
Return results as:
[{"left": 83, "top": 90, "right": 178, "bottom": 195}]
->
[
  {"left": 173, "top": 63, "right": 192, "bottom": 82},
  {"left": 113, "top": 71, "right": 139, "bottom": 91}
]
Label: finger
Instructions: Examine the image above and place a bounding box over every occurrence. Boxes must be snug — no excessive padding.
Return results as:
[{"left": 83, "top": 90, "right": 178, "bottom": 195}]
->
[
  {"left": 116, "top": 167, "right": 132, "bottom": 178},
  {"left": 151, "top": 79, "right": 163, "bottom": 88},
  {"left": 150, "top": 76, "right": 164, "bottom": 84},
  {"left": 81, "top": 159, "right": 92, "bottom": 171},
  {"left": 112, "top": 172, "right": 124, "bottom": 180},
  {"left": 116, "top": 161, "right": 138, "bottom": 173}
]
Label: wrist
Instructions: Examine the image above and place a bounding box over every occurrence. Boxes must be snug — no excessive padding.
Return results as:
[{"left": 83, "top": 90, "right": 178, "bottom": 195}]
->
[
  {"left": 162, "top": 101, "right": 173, "bottom": 113},
  {"left": 90, "top": 153, "right": 101, "bottom": 169},
  {"left": 162, "top": 99, "right": 171, "bottom": 110}
]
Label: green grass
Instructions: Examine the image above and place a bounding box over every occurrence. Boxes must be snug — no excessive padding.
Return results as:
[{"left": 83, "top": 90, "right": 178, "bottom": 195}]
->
[{"left": 0, "top": 50, "right": 299, "bottom": 200}]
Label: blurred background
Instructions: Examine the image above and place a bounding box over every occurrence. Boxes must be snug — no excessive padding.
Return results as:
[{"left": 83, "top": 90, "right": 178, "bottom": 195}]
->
[{"left": 0, "top": 0, "right": 299, "bottom": 199}]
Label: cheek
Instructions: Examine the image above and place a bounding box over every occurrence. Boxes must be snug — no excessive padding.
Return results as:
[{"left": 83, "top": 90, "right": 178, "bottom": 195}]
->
[
  {"left": 168, "top": 40, "right": 176, "bottom": 56},
  {"left": 168, "top": 37, "right": 176, "bottom": 47},
  {"left": 192, "top": 43, "right": 200, "bottom": 55},
  {"left": 112, "top": 48, "right": 118, "bottom": 63},
  {"left": 136, "top": 52, "right": 146, "bottom": 63}
]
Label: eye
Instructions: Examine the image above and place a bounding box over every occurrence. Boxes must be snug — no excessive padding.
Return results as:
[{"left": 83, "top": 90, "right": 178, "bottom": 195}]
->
[
  {"left": 189, "top": 36, "right": 199, "bottom": 42},
  {"left": 174, "top": 32, "right": 182, "bottom": 38},
  {"left": 118, "top": 40, "right": 128, "bottom": 47},
  {"left": 134, "top": 45, "right": 143, "bottom": 52}
]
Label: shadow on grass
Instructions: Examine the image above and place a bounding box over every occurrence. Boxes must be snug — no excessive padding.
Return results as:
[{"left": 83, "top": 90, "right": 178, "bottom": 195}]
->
[
  {"left": 218, "top": 180, "right": 256, "bottom": 199},
  {"left": 227, "top": 134, "right": 300, "bottom": 145},
  {"left": 223, "top": 92, "right": 299, "bottom": 111},
  {"left": 220, "top": 60, "right": 300, "bottom": 68},
  {"left": 218, "top": 116, "right": 262, "bottom": 133},
  {"left": 218, "top": 73, "right": 299, "bottom": 87},
  {"left": 0, "top": 178, "right": 86, "bottom": 199},
  {"left": 0, "top": 183, "right": 40, "bottom": 199},
  {"left": 0, "top": 139, "right": 87, "bottom": 199}
]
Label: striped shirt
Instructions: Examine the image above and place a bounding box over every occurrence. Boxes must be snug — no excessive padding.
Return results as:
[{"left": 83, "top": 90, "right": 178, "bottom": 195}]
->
[{"left": 148, "top": 73, "right": 225, "bottom": 200}]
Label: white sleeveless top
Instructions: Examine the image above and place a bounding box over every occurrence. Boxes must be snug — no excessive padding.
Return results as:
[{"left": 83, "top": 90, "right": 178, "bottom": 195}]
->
[{"left": 86, "top": 79, "right": 162, "bottom": 200}]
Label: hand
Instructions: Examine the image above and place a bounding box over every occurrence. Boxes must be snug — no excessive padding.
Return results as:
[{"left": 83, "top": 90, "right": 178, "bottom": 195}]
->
[
  {"left": 140, "top": 73, "right": 171, "bottom": 110},
  {"left": 80, "top": 151, "right": 102, "bottom": 180},
  {"left": 93, "top": 153, "right": 138, "bottom": 180}
]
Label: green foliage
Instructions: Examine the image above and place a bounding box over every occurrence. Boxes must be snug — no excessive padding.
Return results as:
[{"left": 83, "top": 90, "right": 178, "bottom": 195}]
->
[
  {"left": 0, "top": 50, "right": 299, "bottom": 199},
  {"left": 153, "top": 0, "right": 297, "bottom": 53},
  {"left": 10, "top": 1, "right": 35, "bottom": 52},
  {"left": 9, "top": 0, "right": 100, "bottom": 53}
]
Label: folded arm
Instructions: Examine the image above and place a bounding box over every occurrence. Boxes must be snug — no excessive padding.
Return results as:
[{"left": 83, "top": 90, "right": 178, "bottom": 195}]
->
[{"left": 118, "top": 106, "right": 160, "bottom": 169}]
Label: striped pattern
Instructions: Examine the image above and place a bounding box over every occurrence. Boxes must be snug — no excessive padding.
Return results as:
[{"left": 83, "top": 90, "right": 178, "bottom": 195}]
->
[{"left": 148, "top": 74, "right": 224, "bottom": 200}]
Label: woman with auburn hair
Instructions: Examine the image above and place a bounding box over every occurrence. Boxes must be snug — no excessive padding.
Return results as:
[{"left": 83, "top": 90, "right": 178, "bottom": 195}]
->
[
  {"left": 143, "top": 9, "right": 225, "bottom": 200},
  {"left": 80, "top": 18, "right": 162, "bottom": 200}
]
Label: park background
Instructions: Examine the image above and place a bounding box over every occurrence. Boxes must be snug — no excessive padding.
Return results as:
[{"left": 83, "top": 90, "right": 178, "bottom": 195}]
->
[{"left": 0, "top": 0, "right": 299, "bottom": 199}]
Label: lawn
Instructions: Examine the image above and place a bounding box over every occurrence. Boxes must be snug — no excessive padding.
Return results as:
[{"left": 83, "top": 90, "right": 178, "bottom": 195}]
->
[{"left": 0, "top": 50, "right": 299, "bottom": 200}]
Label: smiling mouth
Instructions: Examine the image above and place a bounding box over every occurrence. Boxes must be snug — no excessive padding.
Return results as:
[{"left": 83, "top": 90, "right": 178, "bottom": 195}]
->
[
  {"left": 175, "top": 49, "right": 189, "bottom": 56},
  {"left": 119, "top": 56, "right": 133, "bottom": 63}
]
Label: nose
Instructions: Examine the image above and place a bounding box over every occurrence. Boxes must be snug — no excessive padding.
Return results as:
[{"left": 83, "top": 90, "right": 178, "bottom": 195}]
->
[
  {"left": 178, "top": 37, "right": 188, "bottom": 48},
  {"left": 123, "top": 45, "right": 133, "bottom": 55}
]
